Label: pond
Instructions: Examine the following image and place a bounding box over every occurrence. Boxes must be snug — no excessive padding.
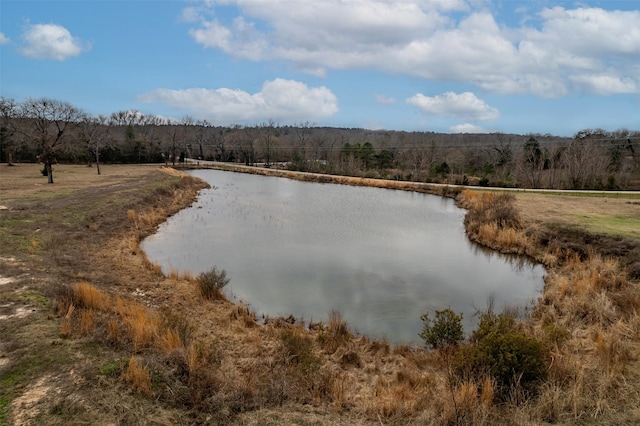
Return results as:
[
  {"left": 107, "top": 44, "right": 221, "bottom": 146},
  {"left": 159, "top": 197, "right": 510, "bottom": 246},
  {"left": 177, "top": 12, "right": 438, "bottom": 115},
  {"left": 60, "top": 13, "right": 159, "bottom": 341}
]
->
[{"left": 142, "top": 169, "right": 544, "bottom": 344}]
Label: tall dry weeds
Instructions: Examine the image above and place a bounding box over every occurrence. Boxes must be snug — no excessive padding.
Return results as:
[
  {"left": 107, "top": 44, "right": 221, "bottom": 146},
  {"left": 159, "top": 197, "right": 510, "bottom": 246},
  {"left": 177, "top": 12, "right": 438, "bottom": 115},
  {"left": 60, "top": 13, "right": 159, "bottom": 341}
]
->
[{"left": 122, "top": 356, "right": 154, "bottom": 397}]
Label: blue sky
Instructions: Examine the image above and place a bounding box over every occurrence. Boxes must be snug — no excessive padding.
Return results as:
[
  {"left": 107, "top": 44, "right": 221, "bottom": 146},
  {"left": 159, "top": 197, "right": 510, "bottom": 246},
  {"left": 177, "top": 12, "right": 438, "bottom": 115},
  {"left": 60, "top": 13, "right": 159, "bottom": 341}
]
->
[{"left": 1, "top": 0, "right": 638, "bottom": 136}]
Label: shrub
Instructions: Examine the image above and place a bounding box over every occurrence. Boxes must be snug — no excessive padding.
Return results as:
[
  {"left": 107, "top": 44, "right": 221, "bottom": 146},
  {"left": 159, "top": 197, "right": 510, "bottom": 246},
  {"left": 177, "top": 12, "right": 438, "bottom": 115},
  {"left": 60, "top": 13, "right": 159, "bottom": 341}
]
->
[
  {"left": 197, "top": 266, "right": 230, "bottom": 300},
  {"left": 419, "top": 308, "right": 464, "bottom": 349},
  {"left": 455, "top": 312, "right": 548, "bottom": 401}
]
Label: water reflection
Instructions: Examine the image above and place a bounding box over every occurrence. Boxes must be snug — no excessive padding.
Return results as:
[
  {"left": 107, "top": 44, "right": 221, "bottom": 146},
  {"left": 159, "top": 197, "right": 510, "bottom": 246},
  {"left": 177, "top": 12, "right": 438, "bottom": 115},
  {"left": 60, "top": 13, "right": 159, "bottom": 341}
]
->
[{"left": 142, "top": 169, "right": 544, "bottom": 344}]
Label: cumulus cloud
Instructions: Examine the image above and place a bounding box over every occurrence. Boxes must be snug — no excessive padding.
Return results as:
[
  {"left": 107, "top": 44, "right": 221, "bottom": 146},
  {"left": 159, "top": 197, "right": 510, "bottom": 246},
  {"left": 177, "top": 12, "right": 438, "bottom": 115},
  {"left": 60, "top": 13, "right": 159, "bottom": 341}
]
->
[
  {"left": 185, "top": 1, "right": 640, "bottom": 96},
  {"left": 137, "top": 78, "right": 338, "bottom": 125},
  {"left": 406, "top": 92, "right": 499, "bottom": 121},
  {"left": 0, "top": 33, "right": 9, "bottom": 45},
  {"left": 20, "top": 23, "right": 90, "bottom": 60}
]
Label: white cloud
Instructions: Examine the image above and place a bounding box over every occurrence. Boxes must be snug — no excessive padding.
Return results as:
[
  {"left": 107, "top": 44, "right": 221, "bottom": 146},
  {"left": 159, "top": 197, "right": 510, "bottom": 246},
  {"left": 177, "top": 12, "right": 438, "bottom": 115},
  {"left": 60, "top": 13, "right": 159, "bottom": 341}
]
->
[
  {"left": 19, "top": 23, "right": 90, "bottom": 60},
  {"left": 406, "top": 92, "right": 499, "bottom": 121},
  {"left": 0, "top": 33, "right": 10, "bottom": 45},
  {"left": 180, "top": 6, "right": 202, "bottom": 23},
  {"left": 185, "top": 1, "right": 640, "bottom": 96},
  {"left": 570, "top": 74, "right": 638, "bottom": 95},
  {"left": 450, "top": 123, "right": 490, "bottom": 133},
  {"left": 189, "top": 16, "right": 268, "bottom": 60},
  {"left": 137, "top": 78, "right": 338, "bottom": 125}
]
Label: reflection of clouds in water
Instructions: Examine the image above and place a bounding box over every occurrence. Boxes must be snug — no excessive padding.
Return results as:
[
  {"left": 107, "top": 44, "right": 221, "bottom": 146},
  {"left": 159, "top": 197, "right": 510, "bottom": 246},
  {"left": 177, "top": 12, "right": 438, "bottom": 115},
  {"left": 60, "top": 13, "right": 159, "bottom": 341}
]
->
[{"left": 143, "top": 169, "right": 544, "bottom": 344}]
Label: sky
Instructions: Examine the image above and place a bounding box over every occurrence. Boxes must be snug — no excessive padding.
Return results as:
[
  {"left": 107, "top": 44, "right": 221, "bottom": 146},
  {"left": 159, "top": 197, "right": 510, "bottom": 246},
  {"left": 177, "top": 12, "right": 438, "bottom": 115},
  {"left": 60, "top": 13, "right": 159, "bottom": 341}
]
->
[{"left": 0, "top": 0, "right": 639, "bottom": 136}]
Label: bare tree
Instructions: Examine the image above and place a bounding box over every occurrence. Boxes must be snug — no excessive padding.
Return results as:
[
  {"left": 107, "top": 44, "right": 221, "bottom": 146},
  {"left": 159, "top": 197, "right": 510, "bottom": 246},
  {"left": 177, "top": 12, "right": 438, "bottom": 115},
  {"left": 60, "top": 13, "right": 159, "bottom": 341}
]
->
[
  {"left": 80, "top": 114, "right": 111, "bottom": 174},
  {"left": 258, "top": 120, "right": 278, "bottom": 167},
  {"left": 208, "top": 126, "right": 228, "bottom": 161},
  {"left": 0, "top": 97, "right": 18, "bottom": 165},
  {"left": 519, "top": 136, "right": 546, "bottom": 188},
  {"left": 110, "top": 110, "right": 145, "bottom": 162},
  {"left": 192, "top": 120, "right": 209, "bottom": 160},
  {"left": 564, "top": 130, "right": 611, "bottom": 189},
  {"left": 20, "top": 98, "right": 84, "bottom": 183},
  {"left": 163, "top": 119, "right": 183, "bottom": 166},
  {"left": 488, "top": 133, "right": 514, "bottom": 184},
  {"left": 293, "top": 121, "right": 314, "bottom": 163},
  {"left": 229, "top": 126, "right": 256, "bottom": 166},
  {"left": 138, "top": 114, "right": 161, "bottom": 162}
]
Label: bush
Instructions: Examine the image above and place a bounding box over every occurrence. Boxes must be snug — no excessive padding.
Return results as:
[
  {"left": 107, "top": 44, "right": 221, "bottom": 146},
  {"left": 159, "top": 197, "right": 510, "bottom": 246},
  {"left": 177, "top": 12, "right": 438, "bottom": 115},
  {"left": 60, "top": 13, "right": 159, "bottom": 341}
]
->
[
  {"left": 419, "top": 308, "right": 464, "bottom": 349},
  {"left": 197, "top": 266, "right": 229, "bottom": 300},
  {"left": 455, "top": 312, "right": 548, "bottom": 401}
]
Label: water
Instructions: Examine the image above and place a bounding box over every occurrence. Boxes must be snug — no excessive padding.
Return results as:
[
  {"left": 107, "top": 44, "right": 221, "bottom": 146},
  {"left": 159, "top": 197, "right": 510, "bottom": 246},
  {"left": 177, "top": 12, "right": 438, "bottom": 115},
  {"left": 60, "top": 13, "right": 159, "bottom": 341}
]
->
[{"left": 142, "top": 169, "right": 544, "bottom": 343}]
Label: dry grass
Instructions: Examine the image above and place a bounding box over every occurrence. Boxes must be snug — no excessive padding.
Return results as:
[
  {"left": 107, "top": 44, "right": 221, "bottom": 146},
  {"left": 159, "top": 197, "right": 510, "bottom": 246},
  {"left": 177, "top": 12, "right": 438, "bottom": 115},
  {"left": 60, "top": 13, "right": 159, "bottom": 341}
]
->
[
  {"left": 159, "top": 328, "right": 185, "bottom": 353},
  {"left": 73, "top": 281, "right": 111, "bottom": 311},
  {"left": 167, "top": 266, "right": 196, "bottom": 281},
  {"left": 122, "top": 356, "right": 154, "bottom": 397},
  {"left": 319, "top": 311, "right": 352, "bottom": 353}
]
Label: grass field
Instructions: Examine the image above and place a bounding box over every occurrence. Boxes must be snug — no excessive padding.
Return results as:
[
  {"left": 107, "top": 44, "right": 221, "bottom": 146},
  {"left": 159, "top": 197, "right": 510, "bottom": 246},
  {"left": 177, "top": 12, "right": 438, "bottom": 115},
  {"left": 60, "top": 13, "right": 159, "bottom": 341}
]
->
[{"left": 514, "top": 192, "right": 640, "bottom": 240}]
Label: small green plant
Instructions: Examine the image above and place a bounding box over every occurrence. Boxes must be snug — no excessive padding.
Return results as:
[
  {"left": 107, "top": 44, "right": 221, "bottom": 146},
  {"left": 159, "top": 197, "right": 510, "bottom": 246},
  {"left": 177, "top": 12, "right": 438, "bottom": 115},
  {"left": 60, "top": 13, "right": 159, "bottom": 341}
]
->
[
  {"left": 99, "top": 360, "right": 122, "bottom": 377},
  {"left": 197, "top": 266, "right": 229, "bottom": 300},
  {"left": 419, "top": 308, "right": 464, "bottom": 349}
]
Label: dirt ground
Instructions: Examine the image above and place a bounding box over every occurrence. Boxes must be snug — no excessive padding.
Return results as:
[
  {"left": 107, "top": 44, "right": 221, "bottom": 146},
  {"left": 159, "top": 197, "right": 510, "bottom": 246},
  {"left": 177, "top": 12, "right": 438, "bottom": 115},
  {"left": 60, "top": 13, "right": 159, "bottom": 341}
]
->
[{"left": 2, "top": 163, "right": 640, "bottom": 425}]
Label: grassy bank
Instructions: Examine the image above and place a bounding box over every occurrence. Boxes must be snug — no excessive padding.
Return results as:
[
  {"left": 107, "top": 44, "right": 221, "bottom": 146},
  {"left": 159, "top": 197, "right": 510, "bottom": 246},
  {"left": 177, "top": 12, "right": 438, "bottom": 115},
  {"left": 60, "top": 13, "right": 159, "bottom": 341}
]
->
[{"left": 1, "top": 164, "right": 639, "bottom": 424}]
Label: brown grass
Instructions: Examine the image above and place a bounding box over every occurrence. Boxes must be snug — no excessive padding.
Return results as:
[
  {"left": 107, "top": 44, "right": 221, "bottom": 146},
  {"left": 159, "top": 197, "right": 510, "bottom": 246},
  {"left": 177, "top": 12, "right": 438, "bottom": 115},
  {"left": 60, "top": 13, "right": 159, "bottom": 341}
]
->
[
  {"left": 73, "top": 281, "right": 110, "bottom": 311},
  {"left": 79, "top": 309, "right": 96, "bottom": 335},
  {"left": 122, "top": 356, "right": 154, "bottom": 397},
  {"left": 167, "top": 265, "right": 196, "bottom": 281},
  {"left": 160, "top": 328, "right": 184, "bottom": 353},
  {"left": 318, "top": 311, "right": 352, "bottom": 353}
]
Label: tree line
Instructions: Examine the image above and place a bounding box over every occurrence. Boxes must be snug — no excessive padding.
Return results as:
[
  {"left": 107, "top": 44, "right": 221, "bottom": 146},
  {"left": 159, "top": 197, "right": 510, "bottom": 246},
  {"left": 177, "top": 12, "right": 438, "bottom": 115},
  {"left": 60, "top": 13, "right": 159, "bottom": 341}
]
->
[{"left": 1, "top": 96, "right": 639, "bottom": 189}]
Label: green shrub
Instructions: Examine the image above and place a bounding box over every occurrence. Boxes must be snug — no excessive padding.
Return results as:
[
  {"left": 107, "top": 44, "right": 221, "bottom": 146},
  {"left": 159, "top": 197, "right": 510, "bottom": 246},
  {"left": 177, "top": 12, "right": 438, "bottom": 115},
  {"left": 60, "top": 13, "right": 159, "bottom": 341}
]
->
[
  {"left": 455, "top": 312, "right": 548, "bottom": 400},
  {"left": 197, "top": 266, "right": 229, "bottom": 300},
  {"left": 419, "top": 308, "right": 464, "bottom": 349}
]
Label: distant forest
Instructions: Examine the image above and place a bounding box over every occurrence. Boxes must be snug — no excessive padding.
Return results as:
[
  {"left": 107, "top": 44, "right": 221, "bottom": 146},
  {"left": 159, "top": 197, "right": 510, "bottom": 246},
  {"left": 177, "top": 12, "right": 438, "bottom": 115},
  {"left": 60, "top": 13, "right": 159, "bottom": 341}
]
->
[{"left": 2, "top": 97, "right": 640, "bottom": 190}]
